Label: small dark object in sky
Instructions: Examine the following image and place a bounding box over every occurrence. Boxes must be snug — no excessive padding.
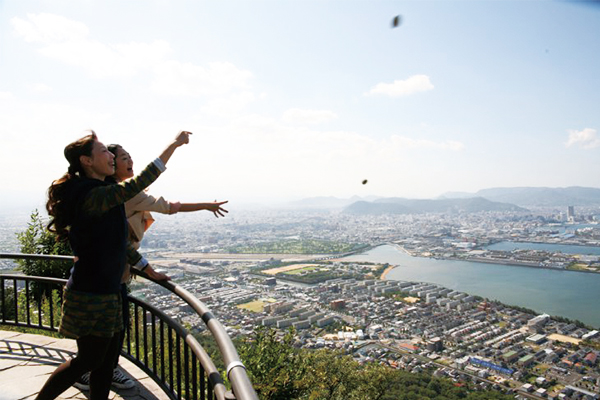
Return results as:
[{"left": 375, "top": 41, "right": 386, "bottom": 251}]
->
[
  {"left": 392, "top": 15, "right": 401, "bottom": 28},
  {"left": 362, "top": 179, "right": 368, "bottom": 185}
]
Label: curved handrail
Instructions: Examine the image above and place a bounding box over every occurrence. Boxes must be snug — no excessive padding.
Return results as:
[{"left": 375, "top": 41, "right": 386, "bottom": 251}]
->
[
  {"left": 133, "top": 269, "right": 258, "bottom": 400},
  {"left": 0, "top": 253, "right": 74, "bottom": 262},
  {"left": 125, "top": 293, "right": 230, "bottom": 400},
  {"left": 0, "top": 252, "right": 258, "bottom": 400}
]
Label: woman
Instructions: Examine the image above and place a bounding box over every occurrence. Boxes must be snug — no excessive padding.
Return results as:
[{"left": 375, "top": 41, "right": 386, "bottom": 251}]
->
[
  {"left": 37, "top": 130, "right": 191, "bottom": 400},
  {"left": 73, "top": 144, "right": 228, "bottom": 391},
  {"left": 110, "top": 143, "right": 228, "bottom": 259}
]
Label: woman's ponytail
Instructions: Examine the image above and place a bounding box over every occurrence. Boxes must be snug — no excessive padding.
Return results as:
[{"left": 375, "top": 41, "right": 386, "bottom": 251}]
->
[{"left": 46, "top": 132, "right": 97, "bottom": 240}]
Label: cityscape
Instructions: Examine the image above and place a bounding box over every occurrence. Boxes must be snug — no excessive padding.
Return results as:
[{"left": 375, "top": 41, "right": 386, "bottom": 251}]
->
[
  {"left": 1, "top": 201, "right": 599, "bottom": 399},
  {"left": 2, "top": 2, "right": 599, "bottom": 399}
]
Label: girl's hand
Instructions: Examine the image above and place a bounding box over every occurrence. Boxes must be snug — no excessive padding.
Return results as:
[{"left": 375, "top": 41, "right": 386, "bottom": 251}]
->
[
  {"left": 146, "top": 265, "right": 171, "bottom": 281},
  {"left": 207, "top": 200, "right": 229, "bottom": 218}
]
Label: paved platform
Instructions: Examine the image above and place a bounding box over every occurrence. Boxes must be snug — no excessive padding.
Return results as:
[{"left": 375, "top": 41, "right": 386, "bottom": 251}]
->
[{"left": 0, "top": 330, "right": 169, "bottom": 400}]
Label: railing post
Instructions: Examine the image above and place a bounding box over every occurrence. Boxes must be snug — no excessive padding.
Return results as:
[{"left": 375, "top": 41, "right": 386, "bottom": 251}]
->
[{"left": 0, "top": 276, "right": 4, "bottom": 324}]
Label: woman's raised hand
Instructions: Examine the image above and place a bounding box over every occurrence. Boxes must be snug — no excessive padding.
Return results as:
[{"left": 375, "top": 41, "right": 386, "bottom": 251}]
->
[
  {"left": 174, "top": 131, "right": 192, "bottom": 147},
  {"left": 159, "top": 131, "right": 192, "bottom": 165}
]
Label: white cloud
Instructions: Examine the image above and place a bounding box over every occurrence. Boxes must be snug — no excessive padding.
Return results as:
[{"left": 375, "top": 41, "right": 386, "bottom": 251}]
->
[
  {"left": 200, "top": 91, "right": 260, "bottom": 116},
  {"left": 281, "top": 108, "right": 338, "bottom": 125},
  {"left": 366, "top": 74, "right": 434, "bottom": 97},
  {"left": 11, "top": 13, "right": 89, "bottom": 44},
  {"left": 565, "top": 128, "right": 600, "bottom": 149},
  {"left": 151, "top": 61, "right": 253, "bottom": 96},
  {"left": 39, "top": 38, "right": 171, "bottom": 78},
  {"left": 12, "top": 13, "right": 255, "bottom": 98},
  {"left": 12, "top": 13, "right": 172, "bottom": 78},
  {"left": 27, "top": 83, "right": 52, "bottom": 92}
]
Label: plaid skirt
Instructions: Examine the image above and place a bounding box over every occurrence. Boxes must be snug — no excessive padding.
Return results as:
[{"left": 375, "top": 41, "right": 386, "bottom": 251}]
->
[{"left": 59, "top": 288, "right": 123, "bottom": 339}]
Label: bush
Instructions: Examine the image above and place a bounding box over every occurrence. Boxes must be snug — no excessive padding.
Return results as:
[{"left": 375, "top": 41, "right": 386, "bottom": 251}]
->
[{"left": 16, "top": 210, "right": 72, "bottom": 279}]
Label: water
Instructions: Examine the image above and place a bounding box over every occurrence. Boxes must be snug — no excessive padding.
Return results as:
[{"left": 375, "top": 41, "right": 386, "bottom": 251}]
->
[
  {"left": 342, "top": 245, "right": 600, "bottom": 328},
  {"left": 487, "top": 241, "right": 600, "bottom": 255}
]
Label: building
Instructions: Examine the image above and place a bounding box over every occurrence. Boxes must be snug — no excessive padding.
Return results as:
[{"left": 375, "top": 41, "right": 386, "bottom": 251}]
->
[
  {"left": 330, "top": 299, "right": 346, "bottom": 310},
  {"left": 567, "top": 206, "right": 575, "bottom": 222},
  {"left": 426, "top": 337, "right": 444, "bottom": 352}
]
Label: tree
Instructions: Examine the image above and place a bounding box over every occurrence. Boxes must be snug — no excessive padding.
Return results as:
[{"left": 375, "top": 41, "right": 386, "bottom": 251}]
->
[
  {"left": 16, "top": 210, "right": 72, "bottom": 279},
  {"left": 239, "top": 327, "right": 309, "bottom": 400},
  {"left": 303, "top": 349, "right": 360, "bottom": 400}
]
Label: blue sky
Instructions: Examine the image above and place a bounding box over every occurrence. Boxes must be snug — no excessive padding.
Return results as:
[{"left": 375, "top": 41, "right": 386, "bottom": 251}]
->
[{"left": 1, "top": 0, "right": 599, "bottom": 212}]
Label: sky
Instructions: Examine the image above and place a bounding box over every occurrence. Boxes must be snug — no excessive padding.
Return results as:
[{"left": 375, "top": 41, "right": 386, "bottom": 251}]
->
[{"left": 1, "top": 0, "right": 599, "bottom": 213}]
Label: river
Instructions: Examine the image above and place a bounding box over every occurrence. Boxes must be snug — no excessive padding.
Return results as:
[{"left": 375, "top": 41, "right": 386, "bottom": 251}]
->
[{"left": 341, "top": 245, "right": 600, "bottom": 329}]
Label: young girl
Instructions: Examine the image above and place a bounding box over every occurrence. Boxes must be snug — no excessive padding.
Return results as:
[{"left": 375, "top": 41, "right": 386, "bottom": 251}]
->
[
  {"left": 110, "top": 143, "right": 228, "bottom": 271},
  {"left": 37, "top": 130, "right": 191, "bottom": 400}
]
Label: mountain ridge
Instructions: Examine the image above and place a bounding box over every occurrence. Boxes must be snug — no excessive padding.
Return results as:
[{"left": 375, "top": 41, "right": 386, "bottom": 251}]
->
[
  {"left": 440, "top": 186, "right": 600, "bottom": 207},
  {"left": 344, "top": 196, "right": 527, "bottom": 215}
]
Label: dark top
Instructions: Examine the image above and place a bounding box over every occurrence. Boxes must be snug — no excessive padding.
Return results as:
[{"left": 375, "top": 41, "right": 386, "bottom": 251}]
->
[{"left": 66, "top": 162, "right": 162, "bottom": 294}]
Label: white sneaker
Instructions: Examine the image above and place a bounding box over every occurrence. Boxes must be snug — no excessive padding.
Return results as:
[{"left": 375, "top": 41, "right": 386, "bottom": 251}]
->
[{"left": 111, "top": 368, "right": 136, "bottom": 390}]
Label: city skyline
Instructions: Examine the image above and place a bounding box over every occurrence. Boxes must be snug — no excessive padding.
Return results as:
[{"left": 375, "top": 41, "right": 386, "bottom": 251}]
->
[{"left": 1, "top": 0, "right": 600, "bottom": 213}]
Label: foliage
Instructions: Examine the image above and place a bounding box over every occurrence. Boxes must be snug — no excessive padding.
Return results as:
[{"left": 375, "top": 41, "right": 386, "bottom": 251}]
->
[
  {"left": 302, "top": 349, "right": 362, "bottom": 400},
  {"left": 580, "top": 339, "right": 600, "bottom": 351},
  {"left": 239, "top": 327, "right": 515, "bottom": 400},
  {"left": 239, "top": 326, "right": 309, "bottom": 400},
  {"left": 276, "top": 271, "right": 357, "bottom": 284},
  {"left": 15, "top": 210, "right": 73, "bottom": 279},
  {"left": 0, "top": 286, "right": 16, "bottom": 321},
  {"left": 373, "top": 263, "right": 390, "bottom": 279},
  {"left": 227, "top": 239, "right": 367, "bottom": 255}
]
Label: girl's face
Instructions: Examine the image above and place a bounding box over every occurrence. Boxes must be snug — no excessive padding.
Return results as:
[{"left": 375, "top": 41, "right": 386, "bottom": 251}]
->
[
  {"left": 85, "top": 140, "right": 115, "bottom": 179},
  {"left": 114, "top": 147, "right": 134, "bottom": 181}
]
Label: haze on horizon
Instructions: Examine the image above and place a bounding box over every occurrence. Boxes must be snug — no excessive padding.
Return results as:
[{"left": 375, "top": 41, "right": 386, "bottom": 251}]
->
[{"left": 1, "top": 0, "right": 599, "bottom": 214}]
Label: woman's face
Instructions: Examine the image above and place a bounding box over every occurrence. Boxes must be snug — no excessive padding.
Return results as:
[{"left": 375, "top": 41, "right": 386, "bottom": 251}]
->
[
  {"left": 86, "top": 140, "right": 115, "bottom": 179},
  {"left": 114, "top": 147, "right": 134, "bottom": 181}
]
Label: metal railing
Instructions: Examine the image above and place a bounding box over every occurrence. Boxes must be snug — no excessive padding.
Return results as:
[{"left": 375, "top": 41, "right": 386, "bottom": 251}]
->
[{"left": 0, "top": 253, "right": 258, "bottom": 400}]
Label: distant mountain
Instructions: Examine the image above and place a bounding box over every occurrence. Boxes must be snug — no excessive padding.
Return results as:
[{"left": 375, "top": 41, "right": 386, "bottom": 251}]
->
[
  {"left": 441, "top": 187, "right": 600, "bottom": 207},
  {"left": 344, "top": 197, "right": 526, "bottom": 215},
  {"left": 287, "top": 196, "right": 382, "bottom": 209}
]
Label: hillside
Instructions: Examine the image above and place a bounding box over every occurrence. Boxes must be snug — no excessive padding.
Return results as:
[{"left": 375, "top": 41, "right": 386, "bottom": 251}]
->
[
  {"left": 441, "top": 186, "right": 600, "bottom": 207},
  {"left": 343, "top": 197, "right": 526, "bottom": 215}
]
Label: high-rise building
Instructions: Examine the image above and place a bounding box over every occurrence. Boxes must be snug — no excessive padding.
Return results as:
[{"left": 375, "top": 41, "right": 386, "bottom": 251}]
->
[{"left": 567, "top": 206, "right": 575, "bottom": 222}]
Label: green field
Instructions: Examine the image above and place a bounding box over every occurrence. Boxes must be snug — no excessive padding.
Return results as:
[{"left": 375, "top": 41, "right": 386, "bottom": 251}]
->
[{"left": 283, "top": 266, "right": 328, "bottom": 275}]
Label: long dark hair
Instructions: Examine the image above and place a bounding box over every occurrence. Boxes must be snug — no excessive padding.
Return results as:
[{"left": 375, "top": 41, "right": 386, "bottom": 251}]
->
[
  {"left": 46, "top": 132, "right": 97, "bottom": 240},
  {"left": 107, "top": 144, "right": 122, "bottom": 156}
]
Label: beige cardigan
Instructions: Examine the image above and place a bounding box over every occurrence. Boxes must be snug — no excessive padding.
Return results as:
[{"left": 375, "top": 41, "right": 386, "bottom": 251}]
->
[{"left": 125, "top": 191, "right": 172, "bottom": 249}]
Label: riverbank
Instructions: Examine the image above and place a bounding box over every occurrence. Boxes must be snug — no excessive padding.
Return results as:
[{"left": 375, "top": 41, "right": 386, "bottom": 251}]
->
[
  {"left": 341, "top": 244, "right": 600, "bottom": 328},
  {"left": 383, "top": 242, "right": 600, "bottom": 275},
  {"left": 380, "top": 265, "right": 394, "bottom": 280},
  {"left": 464, "top": 256, "right": 600, "bottom": 274}
]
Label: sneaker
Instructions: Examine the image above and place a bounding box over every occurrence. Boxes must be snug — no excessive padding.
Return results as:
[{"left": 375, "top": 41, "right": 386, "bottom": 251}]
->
[
  {"left": 73, "top": 372, "right": 90, "bottom": 391},
  {"left": 111, "top": 368, "right": 136, "bottom": 390}
]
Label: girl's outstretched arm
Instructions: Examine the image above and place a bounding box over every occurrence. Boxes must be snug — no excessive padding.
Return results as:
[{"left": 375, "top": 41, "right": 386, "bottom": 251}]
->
[{"left": 171, "top": 201, "right": 229, "bottom": 217}]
